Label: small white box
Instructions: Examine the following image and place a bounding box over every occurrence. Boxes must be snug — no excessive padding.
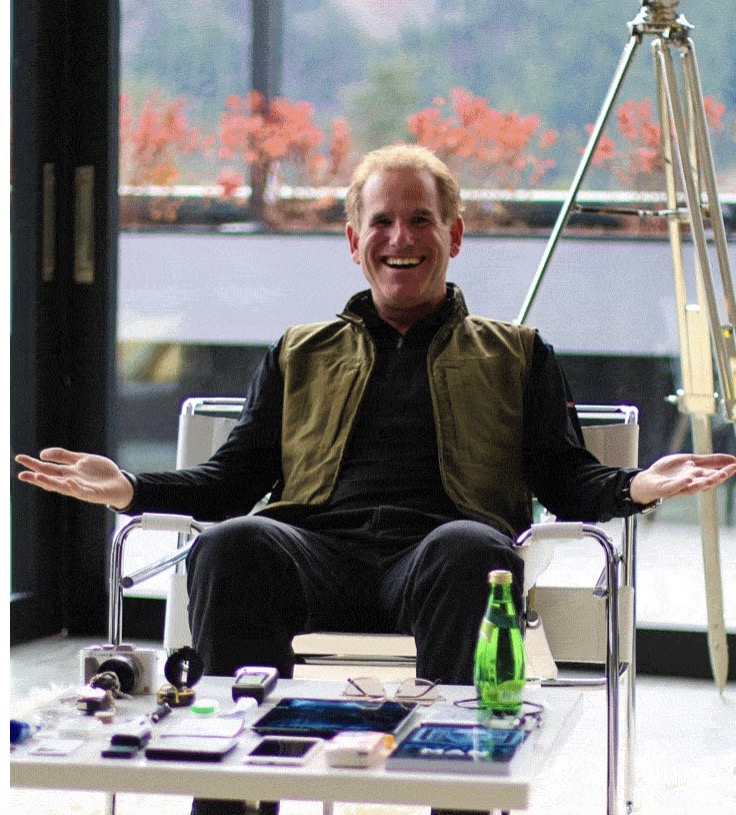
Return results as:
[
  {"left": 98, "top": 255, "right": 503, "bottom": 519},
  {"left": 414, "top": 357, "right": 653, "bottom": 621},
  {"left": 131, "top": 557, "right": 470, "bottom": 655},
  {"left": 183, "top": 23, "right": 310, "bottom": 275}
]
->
[{"left": 324, "top": 731, "right": 391, "bottom": 768}]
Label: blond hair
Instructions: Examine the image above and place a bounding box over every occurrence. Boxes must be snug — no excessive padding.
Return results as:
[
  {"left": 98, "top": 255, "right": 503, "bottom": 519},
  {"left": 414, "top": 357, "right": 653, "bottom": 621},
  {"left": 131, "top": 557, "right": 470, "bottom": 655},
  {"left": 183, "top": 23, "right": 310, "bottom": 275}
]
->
[{"left": 345, "top": 144, "right": 463, "bottom": 228}]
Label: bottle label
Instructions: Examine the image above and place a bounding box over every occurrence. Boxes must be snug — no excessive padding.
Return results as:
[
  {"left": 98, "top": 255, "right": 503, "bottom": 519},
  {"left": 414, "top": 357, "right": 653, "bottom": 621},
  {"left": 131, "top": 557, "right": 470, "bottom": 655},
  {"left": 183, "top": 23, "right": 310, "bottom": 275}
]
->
[{"left": 475, "top": 611, "right": 526, "bottom": 714}]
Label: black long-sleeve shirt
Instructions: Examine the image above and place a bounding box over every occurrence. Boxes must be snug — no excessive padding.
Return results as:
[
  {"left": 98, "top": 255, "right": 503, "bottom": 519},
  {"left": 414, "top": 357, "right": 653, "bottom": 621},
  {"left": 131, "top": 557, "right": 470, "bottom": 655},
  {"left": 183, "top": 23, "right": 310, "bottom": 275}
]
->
[{"left": 128, "top": 293, "right": 641, "bottom": 527}]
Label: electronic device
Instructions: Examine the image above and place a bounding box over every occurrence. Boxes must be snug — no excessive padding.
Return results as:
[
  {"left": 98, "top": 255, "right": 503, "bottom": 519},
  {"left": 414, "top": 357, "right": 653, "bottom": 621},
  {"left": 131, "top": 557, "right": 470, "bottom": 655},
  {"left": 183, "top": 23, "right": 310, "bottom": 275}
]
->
[
  {"left": 232, "top": 666, "right": 279, "bottom": 704},
  {"left": 109, "top": 717, "right": 152, "bottom": 748},
  {"left": 144, "top": 736, "right": 239, "bottom": 762},
  {"left": 244, "top": 736, "right": 322, "bottom": 766},
  {"left": 80, "top": 643, "right": 158, "bottom": 695},
  {"left": 100, "top": 717, "right": 153, "bottom": 759},
  {"left": 251, "top": 697, "right": 417, "bottom": 739},
  {"left": 101, "top": 743, "right": 140, "bottom": 759},
  {"left": 324, "top": 731, "right": 391, "bottom": 768}
]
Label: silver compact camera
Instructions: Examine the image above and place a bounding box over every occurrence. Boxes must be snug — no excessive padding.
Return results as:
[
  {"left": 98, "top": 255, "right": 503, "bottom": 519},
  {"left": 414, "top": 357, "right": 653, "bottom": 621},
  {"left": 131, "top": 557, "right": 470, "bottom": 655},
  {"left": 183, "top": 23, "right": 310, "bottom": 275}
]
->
[{"left": 80, "top": 643, "right": 159, "bottom": 695}]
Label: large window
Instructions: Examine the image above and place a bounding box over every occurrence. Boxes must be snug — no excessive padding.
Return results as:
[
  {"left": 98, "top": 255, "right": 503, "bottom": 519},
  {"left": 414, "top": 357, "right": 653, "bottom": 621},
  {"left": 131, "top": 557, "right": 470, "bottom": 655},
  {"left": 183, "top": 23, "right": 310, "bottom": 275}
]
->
[
  {"left": 119, "top": 1, "right": 735, "bottom": 233},
  {"left": 118, "top": 1, "right": 735, "bottom": 639}
]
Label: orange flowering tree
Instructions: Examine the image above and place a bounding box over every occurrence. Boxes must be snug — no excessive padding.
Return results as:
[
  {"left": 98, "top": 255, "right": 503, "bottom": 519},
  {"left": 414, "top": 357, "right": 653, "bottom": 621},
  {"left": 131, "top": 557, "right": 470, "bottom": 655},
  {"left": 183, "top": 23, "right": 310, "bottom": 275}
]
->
[
  {"left": 218, "top": 91, "right": 350, "bottom": 217},
  {"left": 589, "top": 96, "right": 727, "bottom": 189},
  {"left": 314, "top": 116, "right": 355, "bottom": 186},
  {"left": 116, "top": 87, "right": 733, "bottom": 230},
  {"left": 119, "top": 92, "right": 209, "bottom": 224},
  {"left": 407, "top": 88, "right": 557, "bottom": 190},
  {"left": 119, "top": 92, "right": 204, "bottom": 188}
]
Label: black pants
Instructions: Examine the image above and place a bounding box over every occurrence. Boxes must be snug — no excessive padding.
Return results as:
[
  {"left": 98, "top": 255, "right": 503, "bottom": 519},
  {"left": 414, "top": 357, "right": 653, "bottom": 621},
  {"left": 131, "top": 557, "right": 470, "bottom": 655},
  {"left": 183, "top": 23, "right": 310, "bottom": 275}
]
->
[{"left": 186, "top": 507, "right": 523, "bottom": 815}]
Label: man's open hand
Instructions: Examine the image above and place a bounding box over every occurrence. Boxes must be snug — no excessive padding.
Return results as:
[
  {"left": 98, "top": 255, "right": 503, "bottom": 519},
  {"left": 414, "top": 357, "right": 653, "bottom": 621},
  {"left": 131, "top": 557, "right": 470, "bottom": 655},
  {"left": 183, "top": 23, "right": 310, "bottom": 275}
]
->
[
  {"left": 630, "top": 453, "right": 736, "bottom": 506},
  {"left": 15, "top": 448, "right": 134, "bottom": 510}
]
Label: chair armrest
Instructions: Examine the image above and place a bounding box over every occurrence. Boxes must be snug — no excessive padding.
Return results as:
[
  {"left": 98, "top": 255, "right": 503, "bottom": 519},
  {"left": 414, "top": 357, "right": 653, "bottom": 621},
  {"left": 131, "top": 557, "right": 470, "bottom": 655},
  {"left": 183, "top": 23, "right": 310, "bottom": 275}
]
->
[
  {"left": 515, "top": 522, "right": 614, "bottom": 595},
  {"left": 137, "top": 512, "right": 199, "bottom": 533},
  {"left": 108, "top": 513, "right": 205, "bottom": 645},
  {"left": 517, "top": 522, "right": 586, "bottom": 542},
  {"left": 516, "top": 523, "right": 582, "bottom": 595}
]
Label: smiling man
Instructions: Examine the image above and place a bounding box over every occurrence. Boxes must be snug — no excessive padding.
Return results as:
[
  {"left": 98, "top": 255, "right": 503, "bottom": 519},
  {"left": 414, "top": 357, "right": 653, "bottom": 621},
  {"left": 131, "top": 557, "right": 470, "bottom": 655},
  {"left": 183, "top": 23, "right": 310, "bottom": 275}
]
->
[
  {"left": 345, "top": 152, "right": 463, "bottom": 333},
  {"left": 16, "top": 145, "right": 736, "bottom": 815}
]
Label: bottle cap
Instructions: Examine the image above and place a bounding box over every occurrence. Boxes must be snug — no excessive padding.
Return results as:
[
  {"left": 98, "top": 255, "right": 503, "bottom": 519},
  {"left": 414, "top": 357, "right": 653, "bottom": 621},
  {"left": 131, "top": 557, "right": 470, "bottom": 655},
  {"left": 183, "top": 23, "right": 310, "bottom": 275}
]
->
[
  {"left": 488, "top": 569, "right": 513, "bottom": 585},
  {"left": 190, "top": 698, "right": 219, "bottom": 716}
]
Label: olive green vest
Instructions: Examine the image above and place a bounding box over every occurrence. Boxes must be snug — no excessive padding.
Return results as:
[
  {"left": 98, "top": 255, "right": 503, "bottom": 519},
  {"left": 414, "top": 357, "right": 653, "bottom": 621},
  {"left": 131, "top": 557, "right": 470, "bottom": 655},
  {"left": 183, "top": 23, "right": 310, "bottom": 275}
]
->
[{"left": 262, "top": 287, "right": 537, "bottom": 537}]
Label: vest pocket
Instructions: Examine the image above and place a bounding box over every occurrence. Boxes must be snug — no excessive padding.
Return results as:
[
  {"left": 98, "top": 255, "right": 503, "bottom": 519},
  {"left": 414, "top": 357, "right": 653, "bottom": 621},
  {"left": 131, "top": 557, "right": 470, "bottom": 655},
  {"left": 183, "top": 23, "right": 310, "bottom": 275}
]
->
[
  {"left": 281, "top": 360, "right": 366, "bottom": 503},
  {"left": 436, "top": 359, "right": 522, "bottom": 456}
]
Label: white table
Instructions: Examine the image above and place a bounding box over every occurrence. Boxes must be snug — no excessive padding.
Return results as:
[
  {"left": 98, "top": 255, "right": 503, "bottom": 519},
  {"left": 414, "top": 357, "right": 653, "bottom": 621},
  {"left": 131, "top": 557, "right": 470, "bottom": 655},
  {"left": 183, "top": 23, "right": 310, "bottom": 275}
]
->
[{"left": 10, "top": 677, "right": 583, "bottom": 813}]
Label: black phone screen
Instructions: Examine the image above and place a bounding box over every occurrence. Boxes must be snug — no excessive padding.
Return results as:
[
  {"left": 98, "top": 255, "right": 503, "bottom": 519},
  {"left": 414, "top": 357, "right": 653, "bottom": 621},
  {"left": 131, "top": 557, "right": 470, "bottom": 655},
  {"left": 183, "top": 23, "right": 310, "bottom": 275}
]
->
[{"left": 249, "top": 737, "right": 320, "bottom": 758}]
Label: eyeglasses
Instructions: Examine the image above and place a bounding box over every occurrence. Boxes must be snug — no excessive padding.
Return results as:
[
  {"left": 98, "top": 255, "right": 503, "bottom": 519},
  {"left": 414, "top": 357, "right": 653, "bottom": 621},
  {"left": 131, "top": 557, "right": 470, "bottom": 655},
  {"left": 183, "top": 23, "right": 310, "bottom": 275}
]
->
[
  {"left": 452, "top": 698, "right": 545, "bottom": 735},
  {"left": 342, "top": 676, "right": 444, "bottom": 705}
]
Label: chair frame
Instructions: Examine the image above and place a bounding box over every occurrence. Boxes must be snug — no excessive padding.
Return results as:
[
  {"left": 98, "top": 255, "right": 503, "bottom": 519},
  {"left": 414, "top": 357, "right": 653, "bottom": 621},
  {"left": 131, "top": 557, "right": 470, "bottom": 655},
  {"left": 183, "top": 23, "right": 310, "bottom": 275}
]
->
[
  {"left": 108, "top": 398, "right": 639, "bottom": 815},
  {"left": 516, "top": 403, "right": 639, "bottom": 815}
]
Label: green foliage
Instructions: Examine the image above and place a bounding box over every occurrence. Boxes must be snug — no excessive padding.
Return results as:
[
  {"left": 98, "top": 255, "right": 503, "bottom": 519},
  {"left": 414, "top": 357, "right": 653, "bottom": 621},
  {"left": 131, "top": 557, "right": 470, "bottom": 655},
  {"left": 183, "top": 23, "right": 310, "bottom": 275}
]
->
[
  {"left": 341, "top": 55, "right": 425, "bottom": 152},
  {"left": 281, "top": 1, "right": 372, "bottom": 118},
  {"left": 121, "top": 0, "right": 249, "bottom": 127}
]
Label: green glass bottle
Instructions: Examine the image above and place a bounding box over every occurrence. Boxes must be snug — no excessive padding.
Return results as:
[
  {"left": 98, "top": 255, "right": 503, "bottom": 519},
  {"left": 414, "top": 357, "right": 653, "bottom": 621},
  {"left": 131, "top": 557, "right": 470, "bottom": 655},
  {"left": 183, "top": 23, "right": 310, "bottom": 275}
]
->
[{"left": 474, "top": 569, "right": 526, "bottom": 713}]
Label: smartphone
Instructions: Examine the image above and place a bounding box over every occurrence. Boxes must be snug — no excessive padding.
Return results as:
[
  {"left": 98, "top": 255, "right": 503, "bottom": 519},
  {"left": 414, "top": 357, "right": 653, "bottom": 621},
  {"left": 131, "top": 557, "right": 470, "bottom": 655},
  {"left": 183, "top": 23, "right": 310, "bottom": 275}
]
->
[
  {"left": 244, "top": 736, "right": 322, "bottom": 766},
  {"left": 144, "top": 736, "right": 239, "bottom": 762}
]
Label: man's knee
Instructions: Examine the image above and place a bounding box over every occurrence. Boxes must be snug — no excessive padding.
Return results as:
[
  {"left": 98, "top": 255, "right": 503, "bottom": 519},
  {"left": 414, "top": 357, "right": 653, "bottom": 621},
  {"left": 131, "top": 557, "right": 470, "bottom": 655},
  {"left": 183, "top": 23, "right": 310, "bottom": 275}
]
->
[
  {"left": 414, "top": 520, "right": 524, "bottom": 607},
  {"left": 420, "top": 520, "right": 514, "bottom": 568},
  {"left": 186, "top": 514, "right": 307, "bottom": 628},
  {"left": 187, "top": 515, "right": 293, "bottom": 576}
]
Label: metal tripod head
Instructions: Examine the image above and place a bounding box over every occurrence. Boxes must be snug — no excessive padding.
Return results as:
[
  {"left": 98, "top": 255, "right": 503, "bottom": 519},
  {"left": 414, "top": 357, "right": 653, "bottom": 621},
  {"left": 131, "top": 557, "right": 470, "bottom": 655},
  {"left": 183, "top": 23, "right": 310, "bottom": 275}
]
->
[{"left": 629, "top": 0, "right": 693, "bottom": 35}]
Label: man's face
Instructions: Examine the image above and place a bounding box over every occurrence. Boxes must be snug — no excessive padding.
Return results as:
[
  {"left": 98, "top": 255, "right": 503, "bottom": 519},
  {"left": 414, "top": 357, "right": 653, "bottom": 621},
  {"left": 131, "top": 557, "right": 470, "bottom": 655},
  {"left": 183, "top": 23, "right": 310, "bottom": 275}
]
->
[{"left": 346, "top": 167, "right": 463, "bottom": 323}]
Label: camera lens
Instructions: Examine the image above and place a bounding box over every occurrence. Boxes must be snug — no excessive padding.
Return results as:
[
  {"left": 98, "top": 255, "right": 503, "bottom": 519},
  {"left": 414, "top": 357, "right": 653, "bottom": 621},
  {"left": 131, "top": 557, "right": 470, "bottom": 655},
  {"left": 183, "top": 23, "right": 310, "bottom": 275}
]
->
[{"left": 98, "top": 656, "right": 139, "bottom": 694}]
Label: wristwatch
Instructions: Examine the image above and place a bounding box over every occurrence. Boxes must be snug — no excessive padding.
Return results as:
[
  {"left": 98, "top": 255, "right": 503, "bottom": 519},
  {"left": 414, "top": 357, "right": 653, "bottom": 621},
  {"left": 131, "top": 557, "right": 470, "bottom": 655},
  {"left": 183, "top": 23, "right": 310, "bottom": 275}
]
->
[
  {"left": 106, "top": 470, "right": 137, "bottom": 513},
  {"left": 621, "top": 472, "right": 661, "bottom": 515}
]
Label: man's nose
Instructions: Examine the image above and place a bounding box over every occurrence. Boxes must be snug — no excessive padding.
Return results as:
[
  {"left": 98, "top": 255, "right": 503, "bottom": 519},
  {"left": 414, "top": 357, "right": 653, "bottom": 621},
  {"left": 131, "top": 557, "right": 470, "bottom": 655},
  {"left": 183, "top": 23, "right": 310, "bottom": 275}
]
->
[{"left": 388, "top": 219, "right": 413, "bottom": 246}]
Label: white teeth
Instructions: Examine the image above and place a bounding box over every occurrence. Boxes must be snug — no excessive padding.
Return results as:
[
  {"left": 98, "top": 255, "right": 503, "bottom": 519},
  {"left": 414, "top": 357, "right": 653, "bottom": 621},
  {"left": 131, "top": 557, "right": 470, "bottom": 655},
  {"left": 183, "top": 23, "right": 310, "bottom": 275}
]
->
[{"left": 385, "top": 257, "right": 421, "bottom": 267}]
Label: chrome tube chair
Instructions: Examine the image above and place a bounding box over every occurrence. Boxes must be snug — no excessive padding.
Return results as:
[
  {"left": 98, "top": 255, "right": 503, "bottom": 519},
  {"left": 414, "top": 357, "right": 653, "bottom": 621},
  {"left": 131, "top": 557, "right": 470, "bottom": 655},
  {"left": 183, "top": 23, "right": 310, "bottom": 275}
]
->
[
  {"left": 109, "top": 398, "right": 639, "bottom": 815},
  {"left": 516, "top": 404, "right": 639, "bottom": 815}
]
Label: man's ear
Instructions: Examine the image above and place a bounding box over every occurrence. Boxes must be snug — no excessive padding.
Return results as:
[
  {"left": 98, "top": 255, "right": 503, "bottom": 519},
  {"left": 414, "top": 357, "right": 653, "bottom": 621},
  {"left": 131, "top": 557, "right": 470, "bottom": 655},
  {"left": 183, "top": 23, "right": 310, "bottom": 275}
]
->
[
  {"left": 346, "top": 222, "right": 361, "bottom": 264},
  {"left": 449, "top": 217, "right": 464, "bottom": 258}
]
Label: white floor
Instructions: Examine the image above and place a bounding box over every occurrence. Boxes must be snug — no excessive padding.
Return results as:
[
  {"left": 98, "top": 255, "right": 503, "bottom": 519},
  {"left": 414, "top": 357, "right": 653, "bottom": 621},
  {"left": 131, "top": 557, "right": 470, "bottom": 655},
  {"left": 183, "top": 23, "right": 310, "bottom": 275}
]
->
[{"left": 8, "top": 636, "right": 736, "bottom": 815}]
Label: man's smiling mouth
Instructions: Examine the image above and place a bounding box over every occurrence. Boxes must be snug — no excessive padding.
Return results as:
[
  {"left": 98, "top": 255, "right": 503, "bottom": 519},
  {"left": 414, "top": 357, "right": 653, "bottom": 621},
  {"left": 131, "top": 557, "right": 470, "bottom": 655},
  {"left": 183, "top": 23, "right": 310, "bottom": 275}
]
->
[{"left": 384, "top": 257, "right": 423, "bottom": 268}]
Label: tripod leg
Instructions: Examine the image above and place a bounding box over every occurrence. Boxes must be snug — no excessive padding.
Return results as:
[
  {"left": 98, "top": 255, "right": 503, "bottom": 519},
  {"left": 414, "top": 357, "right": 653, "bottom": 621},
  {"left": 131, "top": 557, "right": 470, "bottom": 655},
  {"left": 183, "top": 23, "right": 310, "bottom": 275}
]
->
[
  {"left": 652, "top": 42, "right": 698, "bottom": 410},
  {"left": 681, "top": 40, "right": 736, "bottom": 419},
  {"left": 693, "top": 414, "right": 730, "bottom": 693},
  {"left": 516, "top": 34, "right": 641, "bottom": 324},
  {"left": 654, "top": 37, "right": 730, "bottom": 692},
  {"left": 682, "top": 40, "right": 736, "bottom": 327},
  {"left": 656, "top": 40, "right": 734, "bottom": 418}
]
